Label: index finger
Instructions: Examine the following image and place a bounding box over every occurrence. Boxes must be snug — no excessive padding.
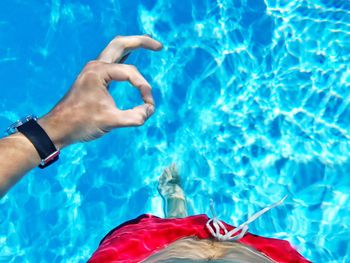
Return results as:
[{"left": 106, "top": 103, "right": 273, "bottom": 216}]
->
[
  {"left": 104, "top": 63, "right": 155, "bottom": 106},
  {"left": 97, "top": 35, "right": 163, "bottom": 63}
]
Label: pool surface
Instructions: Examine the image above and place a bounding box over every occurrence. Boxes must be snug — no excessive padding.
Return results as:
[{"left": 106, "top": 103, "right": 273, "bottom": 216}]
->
[{"left": 1, "top": 0, "right": 350, "bottom": 262}]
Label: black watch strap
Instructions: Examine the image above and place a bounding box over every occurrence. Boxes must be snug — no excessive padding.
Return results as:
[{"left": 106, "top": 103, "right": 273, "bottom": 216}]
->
[{"left": 17, "top": 119, "right": 59, "bottom": 169}]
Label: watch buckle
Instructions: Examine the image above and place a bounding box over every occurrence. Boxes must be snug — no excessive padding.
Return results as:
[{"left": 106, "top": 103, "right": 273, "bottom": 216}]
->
[{"left": 40, "top": 150, "right": 60, "bottom": 166}]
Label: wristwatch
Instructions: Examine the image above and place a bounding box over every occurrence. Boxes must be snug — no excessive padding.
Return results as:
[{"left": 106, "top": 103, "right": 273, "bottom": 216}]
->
[{"left": 6, "top": 115, "right": 60, "bottom": 169}]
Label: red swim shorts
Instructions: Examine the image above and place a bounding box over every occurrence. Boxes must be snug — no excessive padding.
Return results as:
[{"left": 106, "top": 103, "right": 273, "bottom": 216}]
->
[{"left": 88, "top": 214, "right": 310, "bottom": 263}]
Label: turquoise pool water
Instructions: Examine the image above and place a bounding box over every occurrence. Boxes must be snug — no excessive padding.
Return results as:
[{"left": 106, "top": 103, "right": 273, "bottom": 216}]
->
[{"left": 1, "top": 0, "right": 350, "bottom": 262}]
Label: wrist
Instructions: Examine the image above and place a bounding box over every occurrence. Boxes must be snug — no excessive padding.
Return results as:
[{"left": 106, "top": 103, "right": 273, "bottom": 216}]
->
[{"left": 38, "top": 113, "right": 67, "bottom": 150}]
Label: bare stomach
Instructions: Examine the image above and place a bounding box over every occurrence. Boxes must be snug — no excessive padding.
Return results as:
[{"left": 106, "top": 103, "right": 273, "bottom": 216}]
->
[{"left": 142, "top": 237, "right": 275, "bottom": 263}]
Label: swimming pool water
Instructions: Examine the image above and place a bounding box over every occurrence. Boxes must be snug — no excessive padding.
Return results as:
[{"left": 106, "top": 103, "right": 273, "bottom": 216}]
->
[{"left": 1, "top": 0, "right": 350, "bottom": 262}]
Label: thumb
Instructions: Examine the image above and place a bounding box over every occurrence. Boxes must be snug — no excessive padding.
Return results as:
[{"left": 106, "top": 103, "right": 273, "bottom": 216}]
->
[{"left": 109, "top": 104, "right": 155, "bottom": 128}]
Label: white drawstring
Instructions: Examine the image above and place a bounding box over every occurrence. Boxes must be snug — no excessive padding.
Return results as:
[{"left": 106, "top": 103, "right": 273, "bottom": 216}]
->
[{"left": 206, "top": 195, "right": 288, "bottom": 241}]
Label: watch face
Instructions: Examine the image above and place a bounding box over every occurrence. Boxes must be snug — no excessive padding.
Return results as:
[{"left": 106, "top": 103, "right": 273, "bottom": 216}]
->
[{"left": 6, "top": 115, "right": 38, "bottom": 135}]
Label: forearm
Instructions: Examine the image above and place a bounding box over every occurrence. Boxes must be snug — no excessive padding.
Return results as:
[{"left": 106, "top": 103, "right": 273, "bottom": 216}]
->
[
  {"left": 0, "top": 133, "right": 41, "bottom": 197},
  {"left": 0, "top": 115, "right": 62, "bottom": 197}
]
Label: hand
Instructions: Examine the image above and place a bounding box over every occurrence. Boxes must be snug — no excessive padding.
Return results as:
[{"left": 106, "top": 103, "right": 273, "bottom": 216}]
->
[{"left": 38, "top": 35, "right": 163, "bottom": 149}]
